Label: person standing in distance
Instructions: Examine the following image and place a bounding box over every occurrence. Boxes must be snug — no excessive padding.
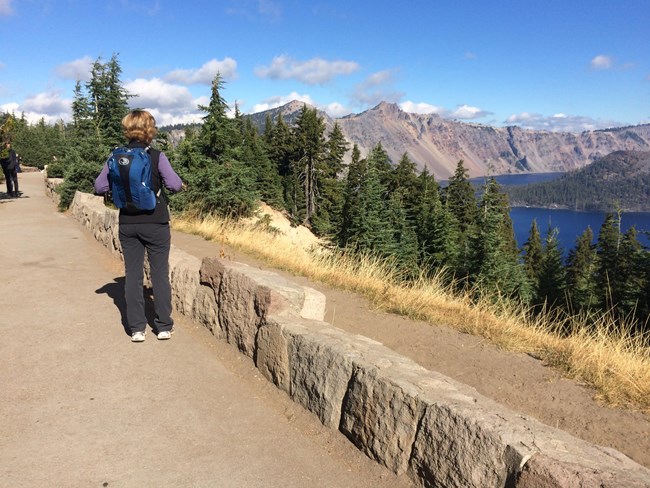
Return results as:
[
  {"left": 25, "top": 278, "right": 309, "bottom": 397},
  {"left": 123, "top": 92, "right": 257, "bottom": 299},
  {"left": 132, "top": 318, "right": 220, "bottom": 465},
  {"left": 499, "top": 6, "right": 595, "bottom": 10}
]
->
[
  {"left": 1, "top": 142, "right": 19, "bottom": 197},
  {"left": 94, "top": 110, "right": 183, "bottom": 342}
]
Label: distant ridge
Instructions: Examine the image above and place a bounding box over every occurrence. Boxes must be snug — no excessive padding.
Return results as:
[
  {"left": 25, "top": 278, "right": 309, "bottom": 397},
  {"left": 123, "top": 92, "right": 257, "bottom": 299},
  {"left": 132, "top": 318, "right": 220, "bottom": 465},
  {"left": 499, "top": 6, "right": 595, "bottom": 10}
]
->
[
  {"left": 505, "top": 150, "right": 650, "bottom": 212},
  {"left": 250, "top": 101, "right": 650, "bottom": 179}
]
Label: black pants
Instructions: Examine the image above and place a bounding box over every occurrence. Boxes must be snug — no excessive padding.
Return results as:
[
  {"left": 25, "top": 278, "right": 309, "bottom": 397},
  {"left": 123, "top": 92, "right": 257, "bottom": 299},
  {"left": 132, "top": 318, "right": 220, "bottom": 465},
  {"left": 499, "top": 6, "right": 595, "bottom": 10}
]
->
[
  {"left": 3, "top": 167, "right": 18, "bottom": 195},
  {"left": 119, "top": 222, "right": 174, "bottom": 334}
]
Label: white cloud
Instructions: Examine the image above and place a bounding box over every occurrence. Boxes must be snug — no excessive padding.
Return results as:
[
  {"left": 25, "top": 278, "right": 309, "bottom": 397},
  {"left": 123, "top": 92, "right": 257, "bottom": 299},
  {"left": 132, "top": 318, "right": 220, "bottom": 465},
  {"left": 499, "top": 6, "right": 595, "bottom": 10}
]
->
[
  {"left": 0, "top": 0, "right": 14, "bottom": 16},
  {"left": 506, "top": 112, "right": 622, "bottom": 132},
  {"left": 4, "top": 91, "right": 72, "bottom": 123},
  {"left": 55, "top": 56, "right": 94, "bottom": 81},
  {"left": 251, "top": 92, "right": 316, "bottom": 113},
  {"left": 399, "top": 101, "right": 490, "bottom": 120},
  {"left": 255, "top": 55, "right": 359, "bottom": 84},
  {"left": 364, "top": 70, "right": 394, "bottom": 86},
  {"left": 125, "top": 78, "right": 197, "bottom": 111},
  {"left": 165, "top": 57, "right": 238, "bottom": 85},
  {"left": 146, "top": 108, "right": 203, "bottom": 127},
  {"left": 450, "top": 104, "right": 491, "bottom": 119},
  {"left": 22, "top": 91, "right": 70, "bottom": 115},
  {"left": 249, "top": 92, "right": 350, "bottom": 118},
  {"left": 1, "top": 102, "right": 19, "bottom": 113},
  {"left": 322, "top": 101, "right": 350, "bottom": 117},
  {"left": 400, "top": 101, "right": 445, "bottom": 115},
  {"left": 590, "top": 54, "right": 613, "bottom": 70}
]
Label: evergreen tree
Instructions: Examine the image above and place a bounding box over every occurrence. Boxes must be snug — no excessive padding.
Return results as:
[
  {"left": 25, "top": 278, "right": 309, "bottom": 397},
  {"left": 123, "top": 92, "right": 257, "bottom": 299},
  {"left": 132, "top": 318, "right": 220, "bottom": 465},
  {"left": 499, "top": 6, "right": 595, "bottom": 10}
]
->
[
  {"left": 565, "top": 227, "right": 598, "bottom": 313},
  {"left": 410, "top": 167, "right": 460, "bottom": 274},
  {"left": 338, "top": 144, "right": 365, "bottom": 247},
  {"left": 11, "top": 116, "right": 66, "bottom": 169},
  {"left": 443, "top": 160, "right": 478, "bottom": 277},
  {"left": 384, "top": 189, "right": 419, "bottom": 277},
  {"left": 343, "top": 160, "right": 392, "bottom": 255},
  {"left": 469, "top": 177, "right": 528, "bottom": 299},
  {"left": 535, "top": 226, "right": 566, "bottom": 311},
  {"left": 264, "top": 111, "right": 295, "bottom": 213},
  {"left": 71, "top": 80, "right": 93, "bottom": 140},
  {"left": 596, "top": 212, "right": 622, "bottom": 310},
  {"left": 616, "top": 227, "right": 645, "bottom": 318},
  {"left": 240, "top": 117, "right": 283, "bottom": 207},
  {"left": 636, "top": 246, "right": 650, "bottom": 333},
  {"left": 522, "top": 219, "right": 543, "bottom": 289},
  {"left": 390, "top": 153, "right": 420, "bottom": 219},
  {"left": 198, "top": 73, "right": 235, "bottom": 161},
  {"left": 86, "top": 54, "right": 130, "bottom": 147},
  {"left": 367, "top": 142, "right": 393, "bottom": 189},
  {"left": 103, "top": 54, "right": 131, "bottom": 146},
  {"left": 292, "top": 105, "right": 327, "bottom": 227},
  {"left": 312, "top": 122, "right": 349, "bottom": 236},
  {"left": 444, "top": 160, "right": 479, "bottom": 232},
  {"left": 172, "top": 73, "right": 258, "bottom": 218}
]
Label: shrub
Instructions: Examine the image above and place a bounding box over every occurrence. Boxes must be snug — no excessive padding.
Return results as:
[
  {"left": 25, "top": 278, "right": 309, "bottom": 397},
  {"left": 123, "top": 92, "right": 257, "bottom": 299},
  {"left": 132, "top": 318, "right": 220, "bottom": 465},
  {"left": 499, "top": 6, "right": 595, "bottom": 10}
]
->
[{"left": 56, "top": 152, "right": 103, "bottom": 210}]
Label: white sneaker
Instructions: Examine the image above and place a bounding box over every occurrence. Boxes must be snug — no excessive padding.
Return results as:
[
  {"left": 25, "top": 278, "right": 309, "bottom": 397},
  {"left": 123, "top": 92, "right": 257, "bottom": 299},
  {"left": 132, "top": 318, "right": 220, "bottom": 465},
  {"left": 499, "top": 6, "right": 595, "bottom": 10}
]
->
[
  {"left": 131, "top": 331, "right": 146, "bottom": 342},
  {"left": 157, "top": 329, "right": 174, "bottom": 340}
]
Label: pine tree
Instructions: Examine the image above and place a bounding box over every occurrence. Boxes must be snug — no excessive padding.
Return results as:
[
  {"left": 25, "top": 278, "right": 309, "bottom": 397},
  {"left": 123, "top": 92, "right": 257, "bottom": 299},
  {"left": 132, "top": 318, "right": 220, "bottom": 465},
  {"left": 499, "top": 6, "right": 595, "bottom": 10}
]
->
[
  {"left": 312, "top": 122, "right": 349, "bottom": 236},
  {"left": 411, "top": 167, "right": 460, "bottom": 275},
  {"left": 367, "top": 143, "right": 393, "bottom": 189},
  {"left": 636, "top": 248, "right": 650, "bottom": 333},
  {"left": 443, "top": 160, "right": 478, "bottom": 277},
  {"left": 384, "top": 189, "right": 419, "bottom": 277},
  {"left": 264, "top": 111, "right": 296, "bottom": 213},
  {"left": 338, "top": 144, "right": 365, "bottom": 247},
  {"left": 596, "top": 212, "right": 622, "bottom": 310},
  {"left": 240, "top": 118, "right": 283, "bottom": 207},
  {"left": 535, "top": 226, "right": 566, "bottom": 311},
  {"left": 522, "top": 219, "right": 543, "bottom": 289},
  {"left": 71, "top": 80, "right": 93, "bottom": 140},
  {"left": 103, "top": 54, "right": 131, "bottom": 146},
  {"left": 390, "top": 153, "right": 420, "bottom": 221},
  {"left": 199, "top": 73, "right": 235, "bottom": 161},
  {"left": 85, "top": 54, "right": 130, "bottom": 147},
  {"left": 566, "top": 227, "right": 598, "bottom": 313},
  {"left": 616, "top": 227, "right": 645, "bottom": 318},
  {"left": 344, "top": 160, "right": 392, "bottom": 255},
  {"left": 292, "top": 105, "right": 326, "bottom": 227},
  {"left": 470, "top": 177, "right": 528, "bottom": 299}
]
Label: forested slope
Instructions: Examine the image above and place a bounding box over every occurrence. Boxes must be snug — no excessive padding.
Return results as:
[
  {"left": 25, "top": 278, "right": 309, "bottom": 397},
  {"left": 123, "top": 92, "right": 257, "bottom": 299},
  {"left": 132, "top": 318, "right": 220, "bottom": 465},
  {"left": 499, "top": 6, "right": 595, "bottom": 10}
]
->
[{"left": 505, "top": 151, "right": 650, "bottom": 211}]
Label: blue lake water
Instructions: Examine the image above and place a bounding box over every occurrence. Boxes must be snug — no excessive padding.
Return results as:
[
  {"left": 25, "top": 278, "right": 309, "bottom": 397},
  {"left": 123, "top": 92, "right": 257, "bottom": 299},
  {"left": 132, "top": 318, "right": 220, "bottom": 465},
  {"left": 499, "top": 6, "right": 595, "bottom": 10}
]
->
[
  {"left": 510, "top": 207, "right": 650, "bottom": 252},
  {"left": 471, "top": 173, "right": 650, "bottom": 254}
]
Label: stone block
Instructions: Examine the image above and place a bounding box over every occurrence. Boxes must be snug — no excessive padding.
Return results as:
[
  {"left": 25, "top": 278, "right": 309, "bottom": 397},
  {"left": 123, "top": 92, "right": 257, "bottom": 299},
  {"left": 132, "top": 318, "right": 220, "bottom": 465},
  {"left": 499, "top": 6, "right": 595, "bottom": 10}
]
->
[{"left": 517, "top": 452, "right": 650, "bottom": 487}]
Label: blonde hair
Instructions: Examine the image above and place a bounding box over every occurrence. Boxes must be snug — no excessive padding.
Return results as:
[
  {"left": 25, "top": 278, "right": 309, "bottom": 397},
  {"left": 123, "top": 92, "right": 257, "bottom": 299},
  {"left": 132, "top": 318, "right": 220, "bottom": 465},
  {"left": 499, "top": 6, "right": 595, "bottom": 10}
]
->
[{"left": 122, "top": 109, "right": 158, "bottom": 144}]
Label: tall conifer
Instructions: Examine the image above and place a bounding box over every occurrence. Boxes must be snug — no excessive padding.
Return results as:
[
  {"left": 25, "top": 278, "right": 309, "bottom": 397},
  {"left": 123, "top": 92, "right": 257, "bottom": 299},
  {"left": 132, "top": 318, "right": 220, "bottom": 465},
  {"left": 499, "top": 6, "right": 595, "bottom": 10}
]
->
[
  {"left": 566, "top": 227, "right": 598, "bottom": 313},
  {"left": 292, "top": 105, "right": 326, "bottom": 227},
  {"left": 535, "top": 226, "right": 566, "bottom": 311},
  {"left": 443, "top": 160, "right": 478, "bottom": 277}
]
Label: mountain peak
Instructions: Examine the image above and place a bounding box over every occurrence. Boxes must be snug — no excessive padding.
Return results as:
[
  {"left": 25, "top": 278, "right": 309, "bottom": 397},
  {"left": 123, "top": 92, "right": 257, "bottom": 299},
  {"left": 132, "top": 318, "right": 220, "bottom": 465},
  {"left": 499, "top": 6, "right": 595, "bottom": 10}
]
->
[{"left": 372, "top": 101, "right": 402, "bottom": 114}]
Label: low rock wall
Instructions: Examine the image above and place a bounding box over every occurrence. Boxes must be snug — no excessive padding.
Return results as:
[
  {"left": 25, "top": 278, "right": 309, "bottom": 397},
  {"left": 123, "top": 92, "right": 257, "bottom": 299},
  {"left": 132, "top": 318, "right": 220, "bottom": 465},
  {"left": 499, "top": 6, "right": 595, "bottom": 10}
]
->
[{"left": 52, "top": 180, "right": 650, "bottom": 488}]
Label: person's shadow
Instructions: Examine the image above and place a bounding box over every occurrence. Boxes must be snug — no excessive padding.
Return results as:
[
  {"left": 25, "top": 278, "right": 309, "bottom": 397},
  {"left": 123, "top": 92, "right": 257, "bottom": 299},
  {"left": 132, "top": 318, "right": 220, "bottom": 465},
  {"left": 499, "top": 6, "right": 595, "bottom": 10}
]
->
[{"left": 95, "top": 277, "right": 156, "bottom": 336}]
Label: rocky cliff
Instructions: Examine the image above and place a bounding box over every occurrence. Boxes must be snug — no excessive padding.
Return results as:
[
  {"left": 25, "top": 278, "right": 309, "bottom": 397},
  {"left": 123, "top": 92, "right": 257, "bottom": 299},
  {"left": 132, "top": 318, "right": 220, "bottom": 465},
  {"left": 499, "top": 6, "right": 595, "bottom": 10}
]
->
[{"left": 252, "top": 101, "right": 650, "bottom": 179}]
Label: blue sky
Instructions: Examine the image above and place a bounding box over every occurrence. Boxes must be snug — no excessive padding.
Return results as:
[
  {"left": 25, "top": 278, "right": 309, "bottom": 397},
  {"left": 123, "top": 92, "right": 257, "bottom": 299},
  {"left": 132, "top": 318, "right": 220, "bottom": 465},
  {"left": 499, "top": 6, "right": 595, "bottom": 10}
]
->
[{"left": 1, "top": 0, "right": 649, "bottom": 131}]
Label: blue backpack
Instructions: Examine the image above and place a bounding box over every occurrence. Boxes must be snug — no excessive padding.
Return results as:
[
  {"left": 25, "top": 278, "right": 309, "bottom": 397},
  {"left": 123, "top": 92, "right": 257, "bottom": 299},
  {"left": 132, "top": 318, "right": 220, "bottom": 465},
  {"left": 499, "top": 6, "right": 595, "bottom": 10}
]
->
[{"left": 107, "top": 146, "right": 158, "bottom": 211}]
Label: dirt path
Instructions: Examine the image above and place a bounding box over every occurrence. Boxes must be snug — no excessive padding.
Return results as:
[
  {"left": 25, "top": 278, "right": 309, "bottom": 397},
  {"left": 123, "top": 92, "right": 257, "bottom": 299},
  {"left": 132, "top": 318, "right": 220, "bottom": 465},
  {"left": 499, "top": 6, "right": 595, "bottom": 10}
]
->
[
  {"left": 0, "top": 173, "right": 414, "bottom": 488},
  {"left": 172, "top": 225, "right": 650, "bottom": 470}
]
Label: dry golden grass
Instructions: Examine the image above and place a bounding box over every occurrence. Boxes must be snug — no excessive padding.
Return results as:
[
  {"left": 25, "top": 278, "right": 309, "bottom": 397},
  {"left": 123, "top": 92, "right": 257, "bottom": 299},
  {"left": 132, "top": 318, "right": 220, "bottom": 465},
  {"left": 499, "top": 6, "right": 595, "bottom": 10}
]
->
[{"left": 172, "top": 213, "right": 650, "bottom": 414}]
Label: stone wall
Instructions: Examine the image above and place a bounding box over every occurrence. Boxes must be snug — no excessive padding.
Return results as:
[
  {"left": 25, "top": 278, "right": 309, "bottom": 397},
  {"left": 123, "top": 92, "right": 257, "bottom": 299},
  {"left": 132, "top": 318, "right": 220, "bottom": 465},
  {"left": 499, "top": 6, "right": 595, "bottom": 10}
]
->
[{"left": 52, "top": 181, "right": 650, "bottom": 488}]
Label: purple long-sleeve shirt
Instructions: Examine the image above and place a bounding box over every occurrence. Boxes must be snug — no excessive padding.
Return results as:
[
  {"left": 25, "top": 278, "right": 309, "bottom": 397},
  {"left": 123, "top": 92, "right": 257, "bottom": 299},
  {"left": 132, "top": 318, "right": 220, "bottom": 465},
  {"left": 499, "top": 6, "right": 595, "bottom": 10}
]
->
[{"left": 94, "top": 151, "right": 182, "bottom": 195}]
